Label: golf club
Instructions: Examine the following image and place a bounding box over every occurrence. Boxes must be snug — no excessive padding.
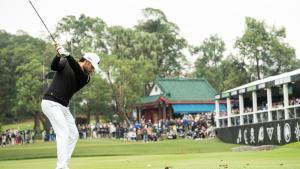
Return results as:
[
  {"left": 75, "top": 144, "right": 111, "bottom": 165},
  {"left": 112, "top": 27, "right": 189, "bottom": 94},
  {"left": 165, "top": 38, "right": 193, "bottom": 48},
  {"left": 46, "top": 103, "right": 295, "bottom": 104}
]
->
[{"left": 28, "top": 0, "right": 57, "bottom": 43}]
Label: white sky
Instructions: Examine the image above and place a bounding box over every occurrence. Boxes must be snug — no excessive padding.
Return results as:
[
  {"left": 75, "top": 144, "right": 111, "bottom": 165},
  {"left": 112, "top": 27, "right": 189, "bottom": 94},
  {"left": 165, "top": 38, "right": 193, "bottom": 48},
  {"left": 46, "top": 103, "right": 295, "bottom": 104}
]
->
[{"left": 1, "top": 0, "right": 300, "bottom": 60}]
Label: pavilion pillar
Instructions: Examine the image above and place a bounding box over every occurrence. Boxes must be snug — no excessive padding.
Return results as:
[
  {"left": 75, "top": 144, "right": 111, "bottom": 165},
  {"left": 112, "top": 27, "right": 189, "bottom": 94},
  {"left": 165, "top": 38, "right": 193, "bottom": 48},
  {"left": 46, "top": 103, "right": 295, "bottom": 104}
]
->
[
  {"left": 239, "top": 94, "right": 244, "bottom": 125},
  {"left": 227, "top": 97, "right": 232, "bottom": 127},
  {"left": 283, "top": 84, "right": 289, "bottom": 119},
  {"left": 215, "top": 100, "right": 220, "bottom": 128}
]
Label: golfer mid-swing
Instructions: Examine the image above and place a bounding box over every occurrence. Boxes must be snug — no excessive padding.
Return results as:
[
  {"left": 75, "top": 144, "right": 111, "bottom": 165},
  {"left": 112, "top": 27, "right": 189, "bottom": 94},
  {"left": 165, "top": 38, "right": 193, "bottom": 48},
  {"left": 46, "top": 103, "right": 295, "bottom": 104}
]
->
[{"left": 41, "top": 44, "right": 100, "bottom": 169}]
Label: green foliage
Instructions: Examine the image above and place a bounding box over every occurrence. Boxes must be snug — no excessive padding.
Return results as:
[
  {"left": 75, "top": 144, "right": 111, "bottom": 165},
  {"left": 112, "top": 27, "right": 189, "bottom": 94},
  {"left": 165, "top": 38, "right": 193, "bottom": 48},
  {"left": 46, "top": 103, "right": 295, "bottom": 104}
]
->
[
  {"left": 193, "top": 34, "right": 231, "bottom": 92},
  {"left": 235, "top": 17, "right": 299, "bottom": 80},
  {"left": 136, "top": 8, "right": 188, "bottom": 77},
  {"left": 101, "top": 55, "right": 156, "bottom": 122},
  {"left": 192, "top": 34, "right": 225, "bottom": 67},
  {"left": 193, "top": 17, "right": 300, "bottom": 92},
  {"left": 0, "top": 30, "right": 54, "bottom": 123},
  {"left": 218, "top": 57, "right": 249, "bottom": 90},
  {"left": 15, "top": 58, "right": 45, "bottom": 131},
  {"left": 54, "top": 14, "right": 108, "bottom": 57},
  {"left": 2, "top": 12, "right": 300, "bottom": 124},
  {"left": 107, "top": 26, "right": 160, "bottom": 60},
  {"left": 15, "top": 59, "right": 43, "bottom": 112},
  {"left": 78, "top": 74, "right": 113, "bottom": 123}
]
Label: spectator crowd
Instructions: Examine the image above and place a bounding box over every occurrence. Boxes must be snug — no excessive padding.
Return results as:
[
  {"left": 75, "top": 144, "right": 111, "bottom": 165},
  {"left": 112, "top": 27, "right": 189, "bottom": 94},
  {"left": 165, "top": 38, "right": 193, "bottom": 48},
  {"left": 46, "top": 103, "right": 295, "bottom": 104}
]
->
[
  {"left": 0, "top": 129, "right": 36, "bottom": 147},
  {"left": 77, "top": 112, "right": 216, "bottom": 142},
  {"left": 1, "top": 112, "right": 216, "bottom": 148}
]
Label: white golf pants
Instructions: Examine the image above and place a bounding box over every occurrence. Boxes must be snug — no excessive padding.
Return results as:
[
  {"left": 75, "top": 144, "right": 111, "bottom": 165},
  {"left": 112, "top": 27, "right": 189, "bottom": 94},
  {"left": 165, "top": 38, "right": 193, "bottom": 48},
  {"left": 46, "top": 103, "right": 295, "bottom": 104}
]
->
[{"left": 41, "top": 100, "right": 79, "bottom": 169}]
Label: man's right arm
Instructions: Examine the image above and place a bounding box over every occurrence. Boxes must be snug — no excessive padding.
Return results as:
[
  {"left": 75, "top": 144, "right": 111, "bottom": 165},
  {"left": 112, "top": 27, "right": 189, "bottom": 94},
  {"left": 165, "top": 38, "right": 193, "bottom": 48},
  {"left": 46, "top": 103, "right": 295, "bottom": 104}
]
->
[
  {"left": 51, "top": 44, "right": 69, "bottom": 71},
  {"left": 51, "top": 55, "right": 66, "bottom": 71}
]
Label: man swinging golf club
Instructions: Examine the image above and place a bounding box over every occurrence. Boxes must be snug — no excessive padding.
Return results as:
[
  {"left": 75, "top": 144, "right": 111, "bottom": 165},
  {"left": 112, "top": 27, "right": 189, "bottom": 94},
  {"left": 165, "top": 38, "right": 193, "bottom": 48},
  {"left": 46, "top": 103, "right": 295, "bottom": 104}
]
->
[{"left": 41, "top": 44, "right": 100, "bottom": 169}]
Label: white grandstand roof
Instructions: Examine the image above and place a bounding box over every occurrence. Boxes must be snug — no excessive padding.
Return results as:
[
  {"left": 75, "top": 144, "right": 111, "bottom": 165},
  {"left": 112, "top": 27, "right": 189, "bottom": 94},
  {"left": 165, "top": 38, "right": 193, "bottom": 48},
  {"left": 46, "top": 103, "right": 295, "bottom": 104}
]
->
[{"left": 223, "top": 68, "right": 300, "bottom": 94}]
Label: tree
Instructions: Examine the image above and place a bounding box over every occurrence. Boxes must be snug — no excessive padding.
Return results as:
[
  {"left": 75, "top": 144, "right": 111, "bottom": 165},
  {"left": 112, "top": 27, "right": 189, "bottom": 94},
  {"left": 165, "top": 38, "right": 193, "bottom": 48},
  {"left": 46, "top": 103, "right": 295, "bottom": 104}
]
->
[
  {"left": 54, "top": 14, "right": 108, "bottom": 57},
  {"left": 235, "top": 17, "right": 299, "bottom": 80},
  {"left": 263, "top": 34, "right": 298, "bottom": 75},
  {"left": 192, "top": 34, "right": 225, "bottom": 67},
  {"left": 218, "top": 56, "right": 249, "bottom": 91},
  {"left": 15, "top": 59, "right": 44, "bottom": 131},
  {"left": 192, "top": 34, "right": 226, "bottom": 92},
  {"left": 107, "top": 26, "right": 161, "bottom": 60},
  {"left": 0, "top": 30, "right": 54, "bottom": 124},
  {"left": 101, "top": 54, "right": 156, "bottom": 123},
  {"left": 135, "top": 8, "right": 188, "bottom": 77},
  {"left": 78, "top": 74, "right": 113, "bottom": 124}
]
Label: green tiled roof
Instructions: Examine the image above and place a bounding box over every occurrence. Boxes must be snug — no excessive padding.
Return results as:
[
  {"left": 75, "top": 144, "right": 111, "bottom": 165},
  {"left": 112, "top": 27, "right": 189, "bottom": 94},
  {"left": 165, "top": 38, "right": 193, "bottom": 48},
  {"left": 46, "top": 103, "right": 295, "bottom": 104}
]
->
[
  {"left": 156, "top": 78, "right": 216, "bottom": 102},
  {"left": 141, "top": 95, "right": 161, "bottom": 104}
]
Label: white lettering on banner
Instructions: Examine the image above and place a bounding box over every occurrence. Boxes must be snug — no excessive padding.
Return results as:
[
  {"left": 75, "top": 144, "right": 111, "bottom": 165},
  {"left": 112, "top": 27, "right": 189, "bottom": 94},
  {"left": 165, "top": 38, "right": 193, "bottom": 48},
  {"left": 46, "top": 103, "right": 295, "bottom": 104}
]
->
[
  {"left": 250, "top": 128, "right": 255, "bottom": 144},
  {"left": 284, "top": 123, "right": 291, "bottom": 143},
  {"left": 258, "top": 127, "right": 264, "bottom": 142},
  {"left": 277, "top": 124, "right": 282, "bottom": 143},
  {"left": 295, "top": 123, "right": 300, "bottom": 141},
  {"left": 267, "top": 127, "right": 274, "bottom": 141},
  {"left": 244, "top": 129, "right": 248, "bottom": 144},
  {"left": 237, "top": 129, "right": 242, "bottom": 144},
  {"left": 231, "top": 121, "right": 300, "bottom": 145}
]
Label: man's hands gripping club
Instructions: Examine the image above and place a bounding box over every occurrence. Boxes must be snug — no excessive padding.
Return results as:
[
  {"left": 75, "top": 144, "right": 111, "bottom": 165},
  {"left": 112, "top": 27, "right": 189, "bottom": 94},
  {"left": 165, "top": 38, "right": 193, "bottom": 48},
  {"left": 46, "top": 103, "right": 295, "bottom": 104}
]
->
[{"left": 55, "top": 44, "right": 70, "bottom": 57}]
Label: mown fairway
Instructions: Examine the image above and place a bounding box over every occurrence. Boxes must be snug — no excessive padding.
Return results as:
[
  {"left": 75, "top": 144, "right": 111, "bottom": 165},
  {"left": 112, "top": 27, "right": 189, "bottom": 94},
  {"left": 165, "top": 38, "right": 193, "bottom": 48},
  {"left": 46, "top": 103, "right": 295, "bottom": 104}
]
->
[{"left": 0, "top": 139, "right": 299, "bottom": 169}]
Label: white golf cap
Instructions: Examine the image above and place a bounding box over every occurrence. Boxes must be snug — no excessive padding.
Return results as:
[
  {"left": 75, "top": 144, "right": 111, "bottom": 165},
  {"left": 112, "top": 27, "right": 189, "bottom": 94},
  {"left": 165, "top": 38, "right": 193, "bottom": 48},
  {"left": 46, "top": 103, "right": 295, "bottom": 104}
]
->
[{"left": 83, "top": 53, "right": 100, "bottom": 72}]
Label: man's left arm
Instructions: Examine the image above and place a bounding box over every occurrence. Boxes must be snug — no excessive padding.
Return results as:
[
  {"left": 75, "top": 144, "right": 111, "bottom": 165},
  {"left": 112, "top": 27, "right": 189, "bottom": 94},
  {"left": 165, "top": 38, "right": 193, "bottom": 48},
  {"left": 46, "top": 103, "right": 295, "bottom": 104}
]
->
[{"left": 65, "top": 55, "right": 90, "bottom": 83}]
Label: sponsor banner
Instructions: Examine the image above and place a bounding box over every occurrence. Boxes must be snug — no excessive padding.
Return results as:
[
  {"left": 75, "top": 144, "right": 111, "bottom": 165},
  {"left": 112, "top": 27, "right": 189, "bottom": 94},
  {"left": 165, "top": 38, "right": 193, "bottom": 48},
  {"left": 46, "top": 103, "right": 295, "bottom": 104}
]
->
[
  {"left": 216, "top": 118, "right": 300, "bottom": 145},
  {"left": 246, "top": 85, "right": 257, "bottom": 92}
]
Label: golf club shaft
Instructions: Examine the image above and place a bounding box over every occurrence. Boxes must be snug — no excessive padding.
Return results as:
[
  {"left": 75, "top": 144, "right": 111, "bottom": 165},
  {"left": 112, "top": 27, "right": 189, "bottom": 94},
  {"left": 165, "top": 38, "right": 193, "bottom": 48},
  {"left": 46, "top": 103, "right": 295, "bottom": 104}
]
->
[{"left": 28, "top": 0, "right": 56, "bottom": 43}]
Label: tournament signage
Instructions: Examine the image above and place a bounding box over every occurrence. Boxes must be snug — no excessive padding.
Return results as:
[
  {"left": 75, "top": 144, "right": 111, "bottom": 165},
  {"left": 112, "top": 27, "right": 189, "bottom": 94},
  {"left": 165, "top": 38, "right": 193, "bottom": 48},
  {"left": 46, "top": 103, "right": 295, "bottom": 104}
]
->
[
  {"left": 216, "top": 118, "right": 300, "bottom": 145},
  {"left": 246, "top": 86, "right": 257, "bottom": 92},
  {"left": 221, "top": 92, "right": 230, "bottom": 98}
]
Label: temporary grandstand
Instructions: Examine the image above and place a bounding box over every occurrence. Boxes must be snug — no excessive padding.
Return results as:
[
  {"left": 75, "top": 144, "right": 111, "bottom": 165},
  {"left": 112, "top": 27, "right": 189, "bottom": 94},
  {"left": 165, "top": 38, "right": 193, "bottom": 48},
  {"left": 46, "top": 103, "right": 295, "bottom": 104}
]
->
[{"left": 215, "top": 68, "right": 300, "bottom": 145}]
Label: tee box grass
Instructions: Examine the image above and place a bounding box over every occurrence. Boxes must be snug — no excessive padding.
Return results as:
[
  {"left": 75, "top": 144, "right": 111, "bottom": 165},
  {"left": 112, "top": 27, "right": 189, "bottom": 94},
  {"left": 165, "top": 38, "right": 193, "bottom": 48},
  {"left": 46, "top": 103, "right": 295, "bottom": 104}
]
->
[{"left": 0, "top": 139, "right": 299, "bottom": 169}]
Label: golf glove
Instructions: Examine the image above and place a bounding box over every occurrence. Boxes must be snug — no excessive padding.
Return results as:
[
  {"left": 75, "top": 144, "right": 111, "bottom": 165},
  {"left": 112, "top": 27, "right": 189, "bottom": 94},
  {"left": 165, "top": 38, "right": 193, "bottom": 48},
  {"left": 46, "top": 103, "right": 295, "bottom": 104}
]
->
[{"left": 57, "top": 46, "right": 70, "bottom": 56}]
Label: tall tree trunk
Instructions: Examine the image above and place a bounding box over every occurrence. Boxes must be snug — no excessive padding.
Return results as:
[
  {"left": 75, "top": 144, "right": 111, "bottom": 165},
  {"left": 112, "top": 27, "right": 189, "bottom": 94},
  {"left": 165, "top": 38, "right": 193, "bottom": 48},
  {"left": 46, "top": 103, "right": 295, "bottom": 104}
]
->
[
  {"left": 39, "top": 112, "right": 46, "bottom": 131},
  {"left": 115, "top": 102, "right": 130, "bottom": 124},
  {"left": 118, "top": 111, "right": 130, "bottom": 125},
  {"left": 95, "top": 112, "right": 100, "bottom": 123},
  {"left": 255, "top": 53, "right": 261, "bottom": 79},
  {"left": 87, "top": 110, "right": 91, "bottom": 124},
  {"left": 33, "top": 112, "right": 41, "bottom": 131}
]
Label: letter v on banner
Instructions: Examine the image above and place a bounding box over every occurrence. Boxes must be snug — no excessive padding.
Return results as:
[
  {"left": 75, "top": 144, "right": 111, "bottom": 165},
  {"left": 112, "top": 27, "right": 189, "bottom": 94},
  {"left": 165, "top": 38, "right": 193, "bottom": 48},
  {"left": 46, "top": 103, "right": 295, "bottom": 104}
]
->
[{"left": 267, "top": 127, "right": 274, "bottom": 141}]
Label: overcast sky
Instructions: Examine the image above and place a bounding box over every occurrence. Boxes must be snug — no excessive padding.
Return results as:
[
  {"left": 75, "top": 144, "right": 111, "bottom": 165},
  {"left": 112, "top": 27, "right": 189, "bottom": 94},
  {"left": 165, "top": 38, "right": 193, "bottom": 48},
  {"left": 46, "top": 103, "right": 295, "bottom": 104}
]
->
[{"left": 1, "top": 0, "right": 300, "bottom": 59}]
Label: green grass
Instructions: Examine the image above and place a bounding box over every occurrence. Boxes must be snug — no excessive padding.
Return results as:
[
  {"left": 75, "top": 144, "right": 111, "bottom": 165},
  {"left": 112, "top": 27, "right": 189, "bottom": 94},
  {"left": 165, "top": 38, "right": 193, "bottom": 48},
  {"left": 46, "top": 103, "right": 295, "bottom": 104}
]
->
[
  {"left": 0, "top": 139, "right": 300, "bottom": 169},
  {"left": 2, "top": 120, "right": 35, "bottom": 131},
  {"left": 2, "top": 121, "right": 300, "bottom": 169},
  {"left": 0, "top": 139, "right": 235, "bottom": 160}
]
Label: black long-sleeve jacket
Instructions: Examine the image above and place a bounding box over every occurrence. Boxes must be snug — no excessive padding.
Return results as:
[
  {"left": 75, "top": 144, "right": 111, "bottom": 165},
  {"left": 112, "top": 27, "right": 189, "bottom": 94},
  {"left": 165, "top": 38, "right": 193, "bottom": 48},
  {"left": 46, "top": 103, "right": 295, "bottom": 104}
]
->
[{"left": 43, "top": 55, "right": 90, "bottom": 106}]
